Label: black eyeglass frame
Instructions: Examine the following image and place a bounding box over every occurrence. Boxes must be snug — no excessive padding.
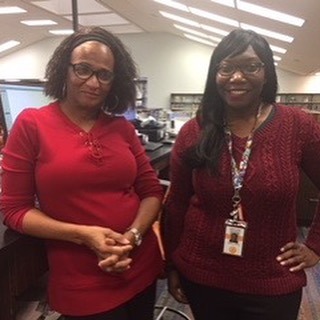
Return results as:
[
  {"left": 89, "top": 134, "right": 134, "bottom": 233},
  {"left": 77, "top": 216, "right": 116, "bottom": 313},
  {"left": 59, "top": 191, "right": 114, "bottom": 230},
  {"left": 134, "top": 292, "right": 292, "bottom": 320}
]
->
[
  {"left": 216, "top": 62, "right": 265, "bottom": 77},
  {"left": 69, "top": 63, "right": 114, "bottom": 84}
]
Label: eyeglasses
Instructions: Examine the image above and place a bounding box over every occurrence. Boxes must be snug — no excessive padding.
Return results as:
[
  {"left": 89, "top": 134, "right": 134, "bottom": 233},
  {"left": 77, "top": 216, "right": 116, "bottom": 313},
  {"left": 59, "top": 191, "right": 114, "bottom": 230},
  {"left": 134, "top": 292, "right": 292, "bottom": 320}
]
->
[
  {"left": 70, "top": 63, "right": 114, "bottom": 84},
  {"left": 216, "top": 62, "right": 265, "bottom": 77}
]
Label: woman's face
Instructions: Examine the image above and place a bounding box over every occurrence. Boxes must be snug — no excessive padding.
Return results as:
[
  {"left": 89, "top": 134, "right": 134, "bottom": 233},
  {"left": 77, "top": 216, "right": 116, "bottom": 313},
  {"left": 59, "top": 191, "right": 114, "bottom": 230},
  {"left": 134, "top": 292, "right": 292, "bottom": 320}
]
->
[
  {"left": 216, "top": 46, "right": 266, "bottom": 111},
  {"left": 66, "top": 40, "right": 115, "bottom": 111}
]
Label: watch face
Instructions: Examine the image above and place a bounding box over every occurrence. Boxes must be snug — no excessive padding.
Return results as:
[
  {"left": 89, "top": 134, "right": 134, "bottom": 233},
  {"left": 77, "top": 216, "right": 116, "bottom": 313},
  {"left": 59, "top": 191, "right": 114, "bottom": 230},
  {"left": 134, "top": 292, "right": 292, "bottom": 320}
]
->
[{"left": 128, "top": 228, "right": 142, "bottom": 246}]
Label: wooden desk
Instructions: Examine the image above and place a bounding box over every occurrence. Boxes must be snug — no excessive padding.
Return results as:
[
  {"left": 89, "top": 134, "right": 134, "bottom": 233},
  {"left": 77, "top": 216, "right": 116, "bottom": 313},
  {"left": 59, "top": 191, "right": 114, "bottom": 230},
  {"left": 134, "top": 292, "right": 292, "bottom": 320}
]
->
[
  {"left": 0, "top": 144, "right": 172, "bottom": 320},
  {"left": 0, "top": 224, "right": 48, "bottom": 320},
  {"left": 147, "top": 143, "right": 172, "bottom": 179}
]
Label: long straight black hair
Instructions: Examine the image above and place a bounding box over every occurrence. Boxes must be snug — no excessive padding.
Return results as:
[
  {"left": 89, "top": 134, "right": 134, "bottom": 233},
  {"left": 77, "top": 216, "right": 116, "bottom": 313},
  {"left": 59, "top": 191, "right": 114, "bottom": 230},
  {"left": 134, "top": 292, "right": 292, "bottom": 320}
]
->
[{"left": 187, "top": 29, "right": 278, "bottom": 173}]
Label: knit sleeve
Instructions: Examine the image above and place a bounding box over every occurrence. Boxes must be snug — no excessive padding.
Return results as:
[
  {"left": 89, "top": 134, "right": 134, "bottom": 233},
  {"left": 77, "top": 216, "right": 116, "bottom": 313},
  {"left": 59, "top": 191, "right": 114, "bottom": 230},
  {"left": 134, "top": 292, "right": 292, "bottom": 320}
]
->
[
  {"left": 162, "top": 119, "right": 199, "bottom": 265},
  {"left": 127, "top": 122, "right": 163, "bottom": 201},
  {"left": 299, "top": 112, "right": 320, "bottom": 255},
  {"left": 0, "top": 109, "right": 39, "bottom": 233}
]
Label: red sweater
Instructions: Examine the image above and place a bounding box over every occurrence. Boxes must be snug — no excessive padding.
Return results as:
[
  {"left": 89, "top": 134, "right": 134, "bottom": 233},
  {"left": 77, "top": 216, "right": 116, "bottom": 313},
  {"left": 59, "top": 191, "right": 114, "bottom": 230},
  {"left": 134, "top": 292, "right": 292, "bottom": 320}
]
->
[
  {"left": 0, "top": 102, "right": 163, "bottom": 315},
  {"left": 164, "top": 104, "right": 320, "bottom": 295}
]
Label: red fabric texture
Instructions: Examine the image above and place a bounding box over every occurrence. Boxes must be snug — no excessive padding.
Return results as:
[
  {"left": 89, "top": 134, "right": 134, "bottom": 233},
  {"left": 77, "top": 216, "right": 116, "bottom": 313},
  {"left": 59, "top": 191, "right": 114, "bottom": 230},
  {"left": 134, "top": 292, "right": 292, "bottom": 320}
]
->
[
  {"left": 164, "top": 104, "right": 320, "bottom": 296},
  {"left": 0, "top": 102, "right": 163, "bottom": 315}
]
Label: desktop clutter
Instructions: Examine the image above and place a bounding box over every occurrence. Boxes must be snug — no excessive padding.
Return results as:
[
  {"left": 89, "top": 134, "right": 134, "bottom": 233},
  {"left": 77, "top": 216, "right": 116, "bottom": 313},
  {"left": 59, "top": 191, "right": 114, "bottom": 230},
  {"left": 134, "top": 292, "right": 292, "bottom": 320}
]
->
[{"left": 131, "top": 115, "right": 175, "bottom": 151}]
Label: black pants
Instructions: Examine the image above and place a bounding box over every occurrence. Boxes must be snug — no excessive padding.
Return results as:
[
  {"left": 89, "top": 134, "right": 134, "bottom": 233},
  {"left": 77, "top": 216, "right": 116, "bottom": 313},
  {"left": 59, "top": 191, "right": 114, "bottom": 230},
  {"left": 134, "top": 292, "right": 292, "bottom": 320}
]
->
[
  {"left": 180, "top": 274, "right": 302, "bottom": 320},
  {"left": 63, "top": 282, "right": 156, "bottom": 320}
]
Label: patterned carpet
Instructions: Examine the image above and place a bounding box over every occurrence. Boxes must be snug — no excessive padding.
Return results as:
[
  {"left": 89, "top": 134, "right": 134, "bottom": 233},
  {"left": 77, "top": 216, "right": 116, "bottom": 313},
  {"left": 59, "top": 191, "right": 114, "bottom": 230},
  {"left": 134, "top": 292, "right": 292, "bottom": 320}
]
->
[{"left": 298, "top": 228, "right": 320, "bottom": 320}]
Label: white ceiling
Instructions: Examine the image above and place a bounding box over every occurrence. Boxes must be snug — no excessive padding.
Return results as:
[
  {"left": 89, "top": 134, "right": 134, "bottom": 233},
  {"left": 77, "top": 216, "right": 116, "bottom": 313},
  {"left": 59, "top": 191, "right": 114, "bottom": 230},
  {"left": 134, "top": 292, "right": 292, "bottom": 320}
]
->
[{"left": 1, "top": 0, "right": 320, "bottom": 76}]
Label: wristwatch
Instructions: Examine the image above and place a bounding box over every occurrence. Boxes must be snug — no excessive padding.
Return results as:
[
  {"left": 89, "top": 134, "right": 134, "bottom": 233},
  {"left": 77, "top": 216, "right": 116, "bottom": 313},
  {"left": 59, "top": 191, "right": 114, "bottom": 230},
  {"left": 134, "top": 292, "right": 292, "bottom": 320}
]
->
[{"left": 127, "top": 227, "right": 142, "bottom": 246}]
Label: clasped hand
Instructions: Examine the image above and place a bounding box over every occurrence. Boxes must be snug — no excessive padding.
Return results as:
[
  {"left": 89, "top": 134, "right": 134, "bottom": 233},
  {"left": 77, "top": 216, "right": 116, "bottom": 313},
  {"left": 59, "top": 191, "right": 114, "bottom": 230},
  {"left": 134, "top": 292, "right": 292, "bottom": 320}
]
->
[
  {"left": 81, "top": 226, "right": 134, "bottom": 273},
  {"left": 277, "top": 242, "right": 320, "bottom": 272}
]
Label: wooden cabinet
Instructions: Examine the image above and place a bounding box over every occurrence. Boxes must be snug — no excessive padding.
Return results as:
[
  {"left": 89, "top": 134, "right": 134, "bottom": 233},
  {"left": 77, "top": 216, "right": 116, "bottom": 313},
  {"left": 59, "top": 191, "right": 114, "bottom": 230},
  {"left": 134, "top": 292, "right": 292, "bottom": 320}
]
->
[{"left": 276, "top": 93, "right": 320, "bottom": 111}]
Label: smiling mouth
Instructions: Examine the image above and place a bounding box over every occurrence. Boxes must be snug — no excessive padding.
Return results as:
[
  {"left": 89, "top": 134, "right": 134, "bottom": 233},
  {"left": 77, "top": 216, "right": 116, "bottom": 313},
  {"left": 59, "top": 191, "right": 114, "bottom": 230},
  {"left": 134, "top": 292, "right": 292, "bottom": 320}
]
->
[{"left": 227, "top": 89, "right": 248, "bottom": 95}]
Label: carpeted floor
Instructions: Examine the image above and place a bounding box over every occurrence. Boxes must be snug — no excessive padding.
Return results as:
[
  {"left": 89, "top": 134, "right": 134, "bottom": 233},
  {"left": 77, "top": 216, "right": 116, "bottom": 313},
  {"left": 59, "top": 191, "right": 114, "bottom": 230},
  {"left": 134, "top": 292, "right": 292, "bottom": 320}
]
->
[{"left": 297, "top": 228, "right": 320, "bottom": 320}]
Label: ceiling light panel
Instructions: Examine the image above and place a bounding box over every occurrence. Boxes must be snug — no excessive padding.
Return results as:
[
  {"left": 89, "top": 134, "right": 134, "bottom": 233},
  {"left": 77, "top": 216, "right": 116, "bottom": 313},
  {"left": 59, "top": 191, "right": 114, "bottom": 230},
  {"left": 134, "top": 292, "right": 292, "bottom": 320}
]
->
[
  {"left": 21, "top": 20, "right": 57, "bottom": 26},
  {"left": 269, "top": 45, "right": 287, "bottom": 54},
  {"left": 184, "top": 33, "right": 216, "bottom": 46},
  {"left": 189, "top": 7, "right": 239, "bottom": 27},
  {"left": 211, "top": 0, "right": 235, "bottom": 8},
  {"left": 160, "top": 11, "right": 200, "bottom": 27},
  {"left": 200, "top": 24, "right": 229, "bottom": 37},
  {"left": 0, "top": 6, "right": 26, "bottom": 14},
  {"left": 0, "top": 40, "right": 20, "bottom": 53},
  {"left": 174, "top": 24, "right": 208, "bottom": 37},
  {"left": 241, "top": 23, "right": 294, "bottom": 42},
  {"left": 236, "top": 0, "right": 305, "bottom": 27},
  {"left": 49, "top": 29, "right": 74, "bottom": 35}
]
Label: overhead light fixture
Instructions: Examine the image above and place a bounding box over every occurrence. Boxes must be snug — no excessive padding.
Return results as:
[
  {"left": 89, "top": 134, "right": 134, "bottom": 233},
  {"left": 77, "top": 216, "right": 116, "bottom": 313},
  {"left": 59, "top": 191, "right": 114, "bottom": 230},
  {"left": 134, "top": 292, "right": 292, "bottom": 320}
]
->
[
  {"left": 240, "top": 23, "right": 294, "bottom": 43},
  {"left": 21, "top": 20, "right": 57, "bottom": 26},
  {"left": 184, "top": 33, "right": 216, "bottom": 47},
  {"left": 208, "top": 35, "right": 223, "bottom": 43},
  {"left": 269, "top": 45, "right": 287, "bottom": 54},
  {"left": 175, "top": 24, "right": 222, "bottom": 43},
  {"left": 154, "top": 0, "right": 188, "bottom": 12},
  {"left": 0, "top": 6, "right": 26, "bottom": 14},
  {"left": 0, "top": 40, "right": 20, "bottom": 53},
  {"left": 49, "top": 29, "right": 74, "bottom": 35},
  {"left": 273, "top": 55, "right": 282, "bottom": 61},
  {"left": 236, "top": 0, "right": 304, "bottom": 27},
  {"left": 211, "top": 0, "right": 235, "bottom": 7},
  {"left": 200, "top": 24, "right": 229, "bottom": 37},
  {"left": 189, "top": 7, "right": 239, "bottom": 27},
  {"left": 160, "top": 11, "right": 200, "bottom": 27}
]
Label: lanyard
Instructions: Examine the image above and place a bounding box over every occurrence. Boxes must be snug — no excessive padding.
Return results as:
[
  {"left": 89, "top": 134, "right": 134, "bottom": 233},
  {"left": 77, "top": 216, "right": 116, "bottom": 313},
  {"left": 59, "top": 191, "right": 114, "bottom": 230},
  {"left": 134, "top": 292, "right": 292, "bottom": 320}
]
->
[{"left": 224, "top": 104, "right": 262, "bottom": 221}]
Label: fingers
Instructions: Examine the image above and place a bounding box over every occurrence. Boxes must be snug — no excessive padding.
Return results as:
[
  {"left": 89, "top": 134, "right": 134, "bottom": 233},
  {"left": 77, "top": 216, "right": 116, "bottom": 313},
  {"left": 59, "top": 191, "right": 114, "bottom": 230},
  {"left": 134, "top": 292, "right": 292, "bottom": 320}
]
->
[
  {"left": 168, "top": 270, "right": 189, "bottom": 304},
  {"left": 98, "top": 254, "right": 132, "bottom": 273},
  {"left": 104, "top": 228, "right": 131, "bottom": 245},
  {"left": 277, "top": 242, "right": 320, "bottom": 272}
]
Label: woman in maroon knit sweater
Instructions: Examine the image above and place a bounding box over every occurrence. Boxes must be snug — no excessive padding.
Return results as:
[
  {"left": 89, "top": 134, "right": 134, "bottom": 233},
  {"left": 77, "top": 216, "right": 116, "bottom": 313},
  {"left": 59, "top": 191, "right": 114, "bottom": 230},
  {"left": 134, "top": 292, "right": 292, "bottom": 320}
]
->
[
  {"left": 0, "top": 27, "right": 163, "bottom": 319},
  {"left": 163, "top": 29, "right": 320, "bottom": 320}
]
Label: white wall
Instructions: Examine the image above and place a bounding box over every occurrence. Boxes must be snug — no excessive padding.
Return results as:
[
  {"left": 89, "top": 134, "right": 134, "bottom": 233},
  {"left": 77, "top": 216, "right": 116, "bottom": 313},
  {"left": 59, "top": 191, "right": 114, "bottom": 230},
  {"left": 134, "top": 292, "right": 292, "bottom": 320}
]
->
[{"left": 0, "top": 32, "right": 320, "bottom": 108}]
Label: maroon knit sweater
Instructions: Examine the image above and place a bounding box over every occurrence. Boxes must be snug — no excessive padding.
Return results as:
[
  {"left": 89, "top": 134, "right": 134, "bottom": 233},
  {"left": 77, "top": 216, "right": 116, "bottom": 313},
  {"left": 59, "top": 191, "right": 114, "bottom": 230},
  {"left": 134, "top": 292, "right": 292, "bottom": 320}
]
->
[{"left": 164, "top": 104, "right": 320, "bottom": 295}]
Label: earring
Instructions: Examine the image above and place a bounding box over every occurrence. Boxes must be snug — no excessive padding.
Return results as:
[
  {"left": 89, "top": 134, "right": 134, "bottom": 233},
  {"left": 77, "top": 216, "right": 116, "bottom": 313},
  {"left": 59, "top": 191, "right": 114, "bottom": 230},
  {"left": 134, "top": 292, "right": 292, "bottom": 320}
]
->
[
  {"left": 62, "top": 83, "right": 67, "bottom": 98},
  {"left": 106, "top": 94, "right": 119, "bottom": 113}
]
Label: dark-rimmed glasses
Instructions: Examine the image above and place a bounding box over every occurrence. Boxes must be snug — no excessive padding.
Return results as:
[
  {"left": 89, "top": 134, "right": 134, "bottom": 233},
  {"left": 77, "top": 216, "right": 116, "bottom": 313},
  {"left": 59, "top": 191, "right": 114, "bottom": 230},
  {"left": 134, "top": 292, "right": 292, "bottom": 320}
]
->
[
  {"left": 216, "top": 62, "right": 265, "bottom": 77},
  {"left": 70, "top": 63, "right": 114, "bottom": 84}
]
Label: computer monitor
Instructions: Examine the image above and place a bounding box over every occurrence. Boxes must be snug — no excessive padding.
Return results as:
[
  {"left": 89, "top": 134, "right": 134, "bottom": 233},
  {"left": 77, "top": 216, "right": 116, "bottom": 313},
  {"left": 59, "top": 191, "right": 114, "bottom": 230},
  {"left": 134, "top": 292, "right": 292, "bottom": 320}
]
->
[{"left": 0, "top": 82, "right": 51, "bottom": 141}]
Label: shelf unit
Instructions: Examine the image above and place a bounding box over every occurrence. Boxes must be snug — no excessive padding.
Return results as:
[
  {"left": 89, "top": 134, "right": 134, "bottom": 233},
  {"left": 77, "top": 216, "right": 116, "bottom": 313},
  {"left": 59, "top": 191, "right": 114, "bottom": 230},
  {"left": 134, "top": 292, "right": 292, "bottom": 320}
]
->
[
  {"left": 135, "top": 77, "right": 147, "bottom": 108},
  {"left": 276, "top": 93, "right": 320, "bottom": 111},
  {"left": 170, "top": 93, "right": 202, "bottom": 117}
]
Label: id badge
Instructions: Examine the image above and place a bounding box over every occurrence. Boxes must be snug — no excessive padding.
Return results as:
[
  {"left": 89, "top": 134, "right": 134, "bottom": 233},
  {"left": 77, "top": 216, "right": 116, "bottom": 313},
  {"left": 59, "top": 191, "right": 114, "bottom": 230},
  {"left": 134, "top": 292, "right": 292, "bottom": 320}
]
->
[{"left": 223, "top": 219, "right": 247, "bottom": 257}]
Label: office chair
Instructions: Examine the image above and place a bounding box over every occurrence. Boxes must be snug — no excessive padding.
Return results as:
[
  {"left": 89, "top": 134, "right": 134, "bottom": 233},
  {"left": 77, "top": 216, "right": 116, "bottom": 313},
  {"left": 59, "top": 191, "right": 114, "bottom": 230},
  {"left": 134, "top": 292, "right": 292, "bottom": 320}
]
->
[{"left": 152, "top": 180, "right": 193, "bottom": 320}]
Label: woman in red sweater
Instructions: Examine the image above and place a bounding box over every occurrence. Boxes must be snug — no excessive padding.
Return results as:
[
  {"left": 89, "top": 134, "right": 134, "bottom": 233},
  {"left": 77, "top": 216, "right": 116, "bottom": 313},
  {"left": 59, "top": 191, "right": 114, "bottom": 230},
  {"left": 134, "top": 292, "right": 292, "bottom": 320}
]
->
[
  {"left": 163, "top": 29, "right": 320, "bottom": 320},
  {"left": 0, "top": 27, "right": 163, "bottom": 319}
]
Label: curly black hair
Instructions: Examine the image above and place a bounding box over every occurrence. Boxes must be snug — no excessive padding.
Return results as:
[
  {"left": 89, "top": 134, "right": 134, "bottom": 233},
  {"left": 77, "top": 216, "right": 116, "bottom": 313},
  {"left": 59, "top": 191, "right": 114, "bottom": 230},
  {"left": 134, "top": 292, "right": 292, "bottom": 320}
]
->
[{"left": 44, "top": 26, "right": 137, "bottom": 114}]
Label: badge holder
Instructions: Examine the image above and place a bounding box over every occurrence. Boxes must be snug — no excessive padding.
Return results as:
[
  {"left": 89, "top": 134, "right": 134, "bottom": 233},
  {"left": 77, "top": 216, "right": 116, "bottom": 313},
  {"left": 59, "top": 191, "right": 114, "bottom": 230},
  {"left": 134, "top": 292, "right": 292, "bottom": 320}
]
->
[{"left": 223, "top": 218, "right": 247, "bottom": 257}]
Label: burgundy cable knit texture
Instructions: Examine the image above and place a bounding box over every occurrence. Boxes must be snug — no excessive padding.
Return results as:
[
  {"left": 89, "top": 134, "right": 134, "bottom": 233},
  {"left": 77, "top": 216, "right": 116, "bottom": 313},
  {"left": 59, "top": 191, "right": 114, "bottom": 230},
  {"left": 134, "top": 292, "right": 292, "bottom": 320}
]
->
[{"left": 164, "top": 104, "right": 320, "bottom": 295}]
